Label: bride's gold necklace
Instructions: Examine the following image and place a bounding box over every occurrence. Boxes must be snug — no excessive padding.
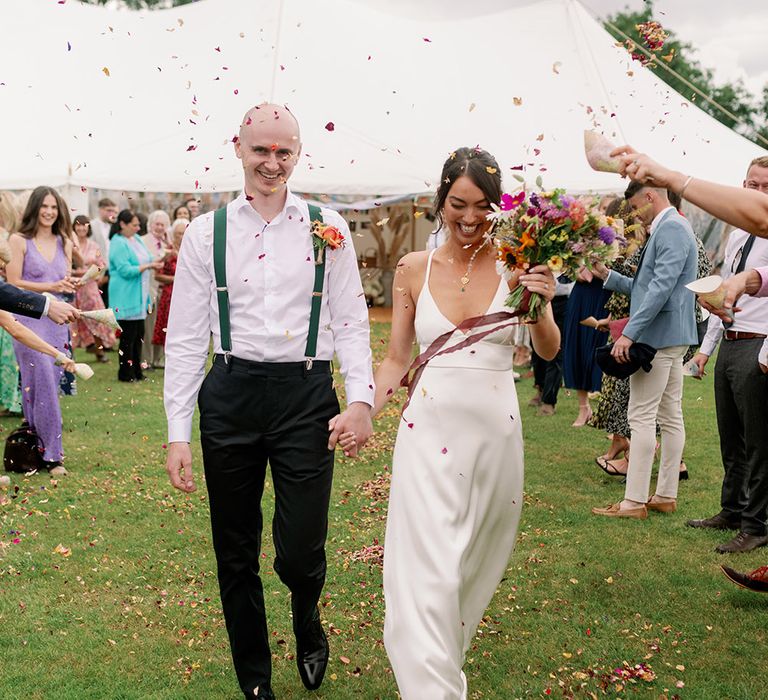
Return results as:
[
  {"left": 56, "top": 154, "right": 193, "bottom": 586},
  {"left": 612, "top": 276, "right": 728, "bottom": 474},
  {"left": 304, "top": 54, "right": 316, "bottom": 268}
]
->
[{"left": 453, "top": 235, "right": 491, "bottom": 292}]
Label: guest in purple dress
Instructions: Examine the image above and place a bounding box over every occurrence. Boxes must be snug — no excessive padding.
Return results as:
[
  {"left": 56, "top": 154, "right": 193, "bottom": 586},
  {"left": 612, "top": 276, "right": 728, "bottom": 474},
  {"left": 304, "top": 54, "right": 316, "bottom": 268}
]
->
[{"left": 7, "top": 187, "right": 76, "bottom": 476}]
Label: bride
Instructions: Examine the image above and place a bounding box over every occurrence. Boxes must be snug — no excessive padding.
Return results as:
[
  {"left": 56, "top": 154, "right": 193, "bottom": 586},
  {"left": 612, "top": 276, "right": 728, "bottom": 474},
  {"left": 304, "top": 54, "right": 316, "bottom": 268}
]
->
[{"left": 371, "top": 147, "right": 560, "bottom": 699}]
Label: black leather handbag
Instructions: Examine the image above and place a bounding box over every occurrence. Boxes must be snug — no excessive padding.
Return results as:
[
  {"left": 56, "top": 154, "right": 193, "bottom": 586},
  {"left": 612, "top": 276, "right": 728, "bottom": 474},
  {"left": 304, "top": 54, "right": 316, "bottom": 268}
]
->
[{"left": 3, "top": 422, "right": 44, "bottom": 474}]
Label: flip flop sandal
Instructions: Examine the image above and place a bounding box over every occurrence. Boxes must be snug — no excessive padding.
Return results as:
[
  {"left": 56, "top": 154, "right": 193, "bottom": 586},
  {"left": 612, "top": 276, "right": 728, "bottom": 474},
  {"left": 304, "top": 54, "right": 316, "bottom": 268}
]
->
[{"left": 595, "top": 456, "right": 627, "bottom": 476}]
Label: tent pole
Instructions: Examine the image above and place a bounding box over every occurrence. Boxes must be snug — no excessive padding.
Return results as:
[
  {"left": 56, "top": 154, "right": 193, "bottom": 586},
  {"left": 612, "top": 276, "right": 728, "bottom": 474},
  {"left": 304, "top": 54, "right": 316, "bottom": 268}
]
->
[{"left": 269, "top": 0, "right": 286, "bottom": 102}]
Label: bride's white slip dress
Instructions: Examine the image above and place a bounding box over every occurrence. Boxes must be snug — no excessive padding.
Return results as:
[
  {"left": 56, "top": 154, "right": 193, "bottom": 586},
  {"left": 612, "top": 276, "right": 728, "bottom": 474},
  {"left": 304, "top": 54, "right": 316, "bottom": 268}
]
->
[{"left": 383, "top": 250, "right": 524, "bottom": 700}]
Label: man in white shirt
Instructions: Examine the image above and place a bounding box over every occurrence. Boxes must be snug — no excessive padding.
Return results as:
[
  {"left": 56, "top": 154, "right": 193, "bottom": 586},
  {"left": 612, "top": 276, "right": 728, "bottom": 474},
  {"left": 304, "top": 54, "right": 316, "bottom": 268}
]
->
[
  {"left": 89, "top": 197, "right": 117, "bottom": 261},
  {"left": 164, "top": 103, "right": 374, "bottom": 700},
  {"left": 687, "top": 157, "right": 768, "bottom": 553}
]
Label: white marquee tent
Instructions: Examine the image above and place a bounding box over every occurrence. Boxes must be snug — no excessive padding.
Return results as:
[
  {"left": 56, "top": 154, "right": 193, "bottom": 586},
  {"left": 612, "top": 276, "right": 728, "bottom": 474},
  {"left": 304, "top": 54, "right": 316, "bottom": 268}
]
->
[{"left": 1, "top": 0, "right": 764, "bottom": 211}]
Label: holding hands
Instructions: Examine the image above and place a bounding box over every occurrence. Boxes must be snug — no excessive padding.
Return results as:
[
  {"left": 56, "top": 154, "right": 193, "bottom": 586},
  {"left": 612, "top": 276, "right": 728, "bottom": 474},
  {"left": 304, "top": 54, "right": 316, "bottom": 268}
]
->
[{"left": 328, "top": 402, "right": 374, "bottom": 458}]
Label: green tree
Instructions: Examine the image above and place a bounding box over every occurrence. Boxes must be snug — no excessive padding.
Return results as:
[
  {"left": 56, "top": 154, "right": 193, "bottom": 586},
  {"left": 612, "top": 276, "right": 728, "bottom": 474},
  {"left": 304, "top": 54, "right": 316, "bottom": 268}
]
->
[{"left": 603, "top": 3, "right": 767, "bottom": 147}]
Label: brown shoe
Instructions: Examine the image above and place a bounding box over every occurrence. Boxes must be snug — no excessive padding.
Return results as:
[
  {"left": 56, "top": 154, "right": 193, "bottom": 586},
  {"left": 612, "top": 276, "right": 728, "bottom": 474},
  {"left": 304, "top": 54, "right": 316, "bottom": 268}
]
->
[
  {"left": 646, "top": 498, "right": 676, "bottom": 513},
  {"left": 537, "top": 403, "right": 555, "bottom": 416},
  {"left": 528, "top": 395, "right": 542, "bottom": 408},
  {"left": 715, "top": 531, "right": 768, "bottom": 554},
  {"left": 592, "top": 502, "right": 647, "bottom": 519},
  {"left": 686, "top": 514, "right": 740, "bottom": 530},
  {"left": 721, "top": 565, "right": 768, "bottom": 593}
]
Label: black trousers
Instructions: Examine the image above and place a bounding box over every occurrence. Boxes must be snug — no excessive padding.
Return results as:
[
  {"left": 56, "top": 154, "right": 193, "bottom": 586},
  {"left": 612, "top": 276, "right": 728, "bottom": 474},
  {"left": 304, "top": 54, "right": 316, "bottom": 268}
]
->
[
  {"left": 714, "top": 337, "right": 768, "bottom": 535},
  {"left": 198, "top": 356, "right": 339, "bottom": 694},
  {"left": 117, "top": 319, "right": 144, "bottom": 381},
  {"left": 531, "top": 294, "right": 568, "bottom": 405}
]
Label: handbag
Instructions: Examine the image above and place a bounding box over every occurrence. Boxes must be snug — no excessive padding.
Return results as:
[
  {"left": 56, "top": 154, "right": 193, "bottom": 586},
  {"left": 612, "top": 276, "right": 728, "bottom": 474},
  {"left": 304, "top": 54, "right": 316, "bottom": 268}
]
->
[{"left": 4, "top": 422, "right": 44, "bottom": 474}]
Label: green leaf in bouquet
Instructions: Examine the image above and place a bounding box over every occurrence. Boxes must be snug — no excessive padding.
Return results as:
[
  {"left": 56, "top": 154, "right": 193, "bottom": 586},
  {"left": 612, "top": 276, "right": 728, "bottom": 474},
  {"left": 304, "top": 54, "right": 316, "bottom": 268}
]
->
[
  {"left": 535, "top": 175, "right": 543, "bottom": 189},
  {"left": 513, "top": 174, "right": 525, "bottom": 182}
]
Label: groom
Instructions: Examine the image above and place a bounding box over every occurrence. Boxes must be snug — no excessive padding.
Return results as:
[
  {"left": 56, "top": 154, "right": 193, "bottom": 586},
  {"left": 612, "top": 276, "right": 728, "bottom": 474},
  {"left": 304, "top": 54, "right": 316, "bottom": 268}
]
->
[{"left": 163, "top": 103, "right": 374, "bottom": 699}]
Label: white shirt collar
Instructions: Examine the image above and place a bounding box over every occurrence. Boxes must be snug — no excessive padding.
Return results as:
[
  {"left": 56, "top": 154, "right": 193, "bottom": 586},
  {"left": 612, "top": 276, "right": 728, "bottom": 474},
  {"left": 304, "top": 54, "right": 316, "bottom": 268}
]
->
[
  {"left": 649, "top": 206, "right": 676, "bottom": 237},
  {"left": 232, "top": 188, "right": 305, "bottom": 219}
]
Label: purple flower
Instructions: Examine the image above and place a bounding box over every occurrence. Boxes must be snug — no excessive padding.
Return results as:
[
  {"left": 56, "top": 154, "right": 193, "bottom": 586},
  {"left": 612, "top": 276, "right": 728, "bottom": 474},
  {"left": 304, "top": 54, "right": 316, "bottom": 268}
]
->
[{"left": 598, "top": 226, "right": 616, "bottom": 244}]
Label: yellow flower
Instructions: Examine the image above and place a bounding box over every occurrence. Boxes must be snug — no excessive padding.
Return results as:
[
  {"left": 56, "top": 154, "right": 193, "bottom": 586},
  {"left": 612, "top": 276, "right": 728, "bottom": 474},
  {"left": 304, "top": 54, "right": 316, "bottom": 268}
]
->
[{"left": 547, "top": 255, "right": 564, "bottom": 272}]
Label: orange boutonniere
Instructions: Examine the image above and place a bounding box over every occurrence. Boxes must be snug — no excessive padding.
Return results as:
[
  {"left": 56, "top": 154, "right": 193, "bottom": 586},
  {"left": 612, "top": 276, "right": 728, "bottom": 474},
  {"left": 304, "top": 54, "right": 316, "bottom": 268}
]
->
[{"left": 311, "top": 221, "right": 345, "bottom": 263}]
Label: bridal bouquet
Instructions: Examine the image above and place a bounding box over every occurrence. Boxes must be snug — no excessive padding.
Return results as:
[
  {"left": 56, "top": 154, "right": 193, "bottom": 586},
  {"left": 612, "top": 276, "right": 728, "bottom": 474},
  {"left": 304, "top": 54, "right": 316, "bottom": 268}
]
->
[{"left": 491, "top": 188, "right": 625, "bottom": 321}]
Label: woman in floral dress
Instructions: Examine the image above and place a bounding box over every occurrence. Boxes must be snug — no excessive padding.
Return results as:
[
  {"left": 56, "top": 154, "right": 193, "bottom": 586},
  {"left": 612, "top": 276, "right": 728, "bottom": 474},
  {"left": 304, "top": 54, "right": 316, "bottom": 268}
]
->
[{"left": 71, "top": 215, "right": 115, "bottom": 362}]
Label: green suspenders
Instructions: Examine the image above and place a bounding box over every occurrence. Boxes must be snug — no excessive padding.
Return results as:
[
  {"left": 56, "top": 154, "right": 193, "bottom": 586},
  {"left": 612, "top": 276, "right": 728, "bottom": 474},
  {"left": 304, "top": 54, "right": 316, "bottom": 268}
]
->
[
  {"left": 305, "top": 204, "right": 325, "bottom": 367},
  {"left": 213, "top": 207, "right": 232, "bottom": 357},
  {"left": 212, "top": 203, "right": 326, "bottom": 366}
]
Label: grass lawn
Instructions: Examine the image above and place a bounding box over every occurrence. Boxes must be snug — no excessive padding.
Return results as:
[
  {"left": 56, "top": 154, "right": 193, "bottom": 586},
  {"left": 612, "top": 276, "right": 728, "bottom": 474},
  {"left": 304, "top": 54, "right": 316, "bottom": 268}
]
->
[{"left": 0, "top": 323, "right": 766, "bottom": 699}]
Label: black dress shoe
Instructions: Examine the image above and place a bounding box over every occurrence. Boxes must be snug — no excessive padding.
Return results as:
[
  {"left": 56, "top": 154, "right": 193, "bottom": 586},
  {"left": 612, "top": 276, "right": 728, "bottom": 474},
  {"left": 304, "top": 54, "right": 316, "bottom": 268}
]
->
[
  {"left": 686, "top": 514, "right": 740, "bottom": 530},
  {"left": 296, "top": 614, "right": 329, "bottom": 691},
  {"left": 244, "top": 685, "right": 275, "bottom": 699},
  {"left": 715, "top": 531, "right": 768, "bottom": 554},
  {"left": 721, "top": 565, "right": 768, "bottom": 593}
]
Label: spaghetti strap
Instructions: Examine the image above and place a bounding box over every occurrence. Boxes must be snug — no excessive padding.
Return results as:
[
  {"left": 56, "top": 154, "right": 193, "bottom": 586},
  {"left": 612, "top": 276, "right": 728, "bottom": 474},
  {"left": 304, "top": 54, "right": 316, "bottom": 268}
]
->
[{"left": 421, "top": 249, "right": 437, "bottom": 296}]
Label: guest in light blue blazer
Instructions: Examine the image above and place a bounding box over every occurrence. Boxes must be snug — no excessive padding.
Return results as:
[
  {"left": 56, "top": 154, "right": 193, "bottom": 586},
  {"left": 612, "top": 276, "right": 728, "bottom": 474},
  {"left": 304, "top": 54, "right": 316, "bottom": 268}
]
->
[{"left": 592, "top": 181, "right": 698, "bottom": 520}]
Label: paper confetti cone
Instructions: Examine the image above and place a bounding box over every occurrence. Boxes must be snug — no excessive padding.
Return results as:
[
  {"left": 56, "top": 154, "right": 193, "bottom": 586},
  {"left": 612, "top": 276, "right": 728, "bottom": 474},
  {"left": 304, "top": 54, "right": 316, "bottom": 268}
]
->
[
  {"left": 80, "top": 308, "right": 120, "bottom": 330},
  {"left": 686, "top": 275, "right": 726, "bottom": 308},
  {"left": 77, "top": 264, "right": 103, "bottom": 285},
  {"left": 584, "top": 130, "right": 622, "bottom": 173},
  {"left": 74, "top": 363, "right": 94, "bottom": 380},
  {"left": 686, "top": 275, "right": 734, "bottom": 323}
]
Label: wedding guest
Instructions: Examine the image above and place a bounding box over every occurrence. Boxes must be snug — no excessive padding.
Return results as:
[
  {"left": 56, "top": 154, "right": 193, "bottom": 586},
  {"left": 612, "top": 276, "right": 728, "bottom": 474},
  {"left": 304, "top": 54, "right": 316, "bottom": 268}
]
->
[
  {"left": 108, "top": 209, "right": 162, "bottom": 382},
  {"left": 589, "top": 199, "right": 646, "bottom": 471},
  {"left": 0, "top": 192, "right": 22, "bottom": 414},
  {"left": 183, "top": 198, "right": 201, "bottom": 219},
  {"left": 70, "top": 215, "right": 114, "bottom": 363},
  {"left": 152, "top": 218, "right": 187, "bottom": 350},
  {"left": 91, "top": 198, "right": 117, "bottom": 308},
  {"left": 562, "top": 265, "right": 610, "bottom": 426},
  {"left": 371, "top": 147, "right": 559, "bottom": 699},
  {"left": 592, "top": 193, "right": 709, "bottom": 478},
  {"left": 172, "top": 203, "right": 191, "bottom": 222},
  {"left": 163, "top": 103, "right": 373, "bottom": 700},
  {"left": 687, "top": 157, "right": 768, "bottom": 554},
  {"left": 610, "top": 146, "right": 768, "bottom": 239},
  {"left": 90, "top": 197, "right": 117, "bottom": 261},
  {"left": 529, "top": 275, "right": 571, "bottom": 415},
  {"left": 591, "top": 181, "right": 698, "bottom": 519},
  {"left": 141, "top": 209, "right": 171, "bottom": 369},
  {"left": 6, "top": 186, "right": 76, "bottom": 475}
]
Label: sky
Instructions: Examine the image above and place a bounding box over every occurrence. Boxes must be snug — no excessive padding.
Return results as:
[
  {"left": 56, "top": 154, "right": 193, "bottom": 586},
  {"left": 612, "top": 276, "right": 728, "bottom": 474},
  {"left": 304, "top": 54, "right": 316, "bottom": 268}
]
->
[{"left": 580, "top": 0, "right": 768, "bottom": 99}]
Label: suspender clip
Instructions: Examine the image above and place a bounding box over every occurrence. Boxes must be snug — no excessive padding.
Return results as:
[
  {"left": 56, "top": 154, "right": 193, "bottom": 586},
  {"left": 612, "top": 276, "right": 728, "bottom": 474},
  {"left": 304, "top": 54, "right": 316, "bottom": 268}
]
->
[{"left": 305, "top": 358, "right": 313, "bottom": 371}]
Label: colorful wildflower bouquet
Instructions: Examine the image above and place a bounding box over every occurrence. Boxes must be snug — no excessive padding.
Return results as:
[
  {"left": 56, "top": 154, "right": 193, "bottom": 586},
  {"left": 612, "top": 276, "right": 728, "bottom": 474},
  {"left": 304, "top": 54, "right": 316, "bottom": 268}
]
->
[{"left": 490, "top": 188, "right": 625, "bottom": 321}]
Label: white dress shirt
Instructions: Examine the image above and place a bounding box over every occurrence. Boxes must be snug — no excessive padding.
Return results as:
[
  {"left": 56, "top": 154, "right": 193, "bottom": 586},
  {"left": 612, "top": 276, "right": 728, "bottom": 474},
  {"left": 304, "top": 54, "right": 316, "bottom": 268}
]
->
[
  {"left": 164, "top": 190, "right": 374, "bottom": 443},
  {"left": 699, "top": 228, "right": 768, "bottom": 365},
  {"left": 89, "top": 219, "right": 111, "bottom": 261}
]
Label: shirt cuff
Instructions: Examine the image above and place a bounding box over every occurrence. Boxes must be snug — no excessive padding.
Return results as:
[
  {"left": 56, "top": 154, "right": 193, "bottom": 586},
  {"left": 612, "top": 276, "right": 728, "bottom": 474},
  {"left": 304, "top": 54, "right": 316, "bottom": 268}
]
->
[
  {"left": 42, "top": 296, "right": 50, "bottom": 317},
  {"left": 757, "top": 267, "right": 768, "bottom": 298},
  {"left": 168, "top": 419, "right": 192, "bottom": 444},
  {"left": 345, "top": 382, "right": 375, "bottom": 408}
]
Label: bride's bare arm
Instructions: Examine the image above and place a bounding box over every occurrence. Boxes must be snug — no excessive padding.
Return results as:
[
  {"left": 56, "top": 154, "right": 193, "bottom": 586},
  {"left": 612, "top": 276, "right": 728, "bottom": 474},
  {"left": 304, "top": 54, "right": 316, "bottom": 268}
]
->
[
  {"left": 372, "top": 254, "right": 420, "bottom": 418},
  {"left": 519, "top": 264, "right": 560, "bottom": 360}
]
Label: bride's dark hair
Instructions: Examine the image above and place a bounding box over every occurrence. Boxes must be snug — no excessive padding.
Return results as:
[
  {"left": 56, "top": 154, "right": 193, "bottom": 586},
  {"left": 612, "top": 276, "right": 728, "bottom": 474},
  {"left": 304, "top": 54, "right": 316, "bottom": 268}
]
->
[{"left": 433, "top": 147, "right": 502, "bottom": 230}]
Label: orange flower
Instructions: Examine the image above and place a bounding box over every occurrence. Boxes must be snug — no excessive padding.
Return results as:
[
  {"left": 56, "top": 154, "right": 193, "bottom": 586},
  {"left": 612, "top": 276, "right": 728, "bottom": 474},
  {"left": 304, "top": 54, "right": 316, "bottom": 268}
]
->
[
  {"left": 519, "top": 229, "right": 536, "bottom": 250},
  {"left": 313, "top": 223, "right": 345, "bottom": 249}
]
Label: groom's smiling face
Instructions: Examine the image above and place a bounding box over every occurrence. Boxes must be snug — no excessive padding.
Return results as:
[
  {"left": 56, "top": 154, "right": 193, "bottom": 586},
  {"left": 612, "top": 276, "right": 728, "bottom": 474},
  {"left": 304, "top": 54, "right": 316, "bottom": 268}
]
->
[{"left": 236, "top": 104, "right": 302, "bottom": 198}]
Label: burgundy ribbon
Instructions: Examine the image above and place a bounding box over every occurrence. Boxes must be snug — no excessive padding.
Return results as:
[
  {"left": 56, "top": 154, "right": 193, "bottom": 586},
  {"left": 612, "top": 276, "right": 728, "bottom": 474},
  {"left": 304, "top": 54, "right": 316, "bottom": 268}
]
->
[{"left": 399, "top": 288, "right": 532, "bottom": 412}]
